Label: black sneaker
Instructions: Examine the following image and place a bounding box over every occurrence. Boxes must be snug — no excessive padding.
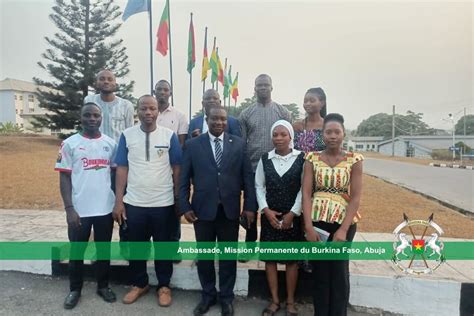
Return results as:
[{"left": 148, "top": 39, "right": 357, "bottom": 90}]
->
[
  {"left": 97, "top": 287, "right": 117, "bottom": 303},
  {"left": 63, "top": 291, "right": 80, "bottom": 309}
]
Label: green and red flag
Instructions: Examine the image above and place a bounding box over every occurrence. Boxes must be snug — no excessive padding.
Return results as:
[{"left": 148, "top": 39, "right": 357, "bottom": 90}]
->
[
  {"left": 231, "top": 72, "right": 239, "bottom": 102},
  {"left": 201, "top": 28, "right": 210, "bottom": 81},
  {"left": 210, "top": 42, "right": 218, "bottom": 83},
  {"left": 156, "top": 0, "right": 170, "bottom": 56},
  {"left": 187, "top": 14, "right": 195, "bottom": 74},
  {"left": 412, "top": 239, "right": 425, "bottom": 254}
]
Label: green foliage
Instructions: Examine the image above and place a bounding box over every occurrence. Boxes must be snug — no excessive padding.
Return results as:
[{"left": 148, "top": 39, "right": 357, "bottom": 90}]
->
[
  {"left": 356, "top": 111, "right": 435, "bottom": 138},
  {"left": 455, "top": 141, "right": 472, "bottom": 155},
  {"left": 455, "top": 115, "right": 474, "bottom": 135},
  {"left": 0, "top": 122, "right": 23, "bottom": 134},
  {"left": 33, "top": 0, "right": 134, "bottom": 131}
]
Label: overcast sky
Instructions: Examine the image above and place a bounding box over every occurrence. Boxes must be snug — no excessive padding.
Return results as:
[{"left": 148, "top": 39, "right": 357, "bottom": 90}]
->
[{"left": 1, "top": 0, "right": 472, "bottom": 129}]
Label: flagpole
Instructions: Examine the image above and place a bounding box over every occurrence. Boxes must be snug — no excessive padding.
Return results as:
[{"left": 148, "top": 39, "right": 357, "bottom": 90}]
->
[
  {"left": 167, "top": 0, "right": 174, "bottom": 106},
  {"left": 202, "top": 26, "right": 208, "bottom": 95},
  {"left": 216, "top": 47, "right": 220, "bottom": 94},
  {"left": 148, "top": 0, "right": 154, "bottom": 94},
  {"left": 188, "top": 13, "right": 193, "bottom": 120},
  {"left": 223, "top": 57, "right": 227, "bottom": 109},
  {"left": 212, "top": 37, "right": 216, "bottom": 90}
]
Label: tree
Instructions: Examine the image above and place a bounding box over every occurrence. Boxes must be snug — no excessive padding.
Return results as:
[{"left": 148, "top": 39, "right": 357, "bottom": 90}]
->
[
  {"left": 355, "top": 111, "right": 435, "bottom": 138},
  {"left": 0, "top": 122, "right": 23, "bottom": 134},
  {"left": 33, "top": 0, "right": 134, "bottom": 132},
  {"left": 455, "top": 115, "right": 474, "bottom": 135}
]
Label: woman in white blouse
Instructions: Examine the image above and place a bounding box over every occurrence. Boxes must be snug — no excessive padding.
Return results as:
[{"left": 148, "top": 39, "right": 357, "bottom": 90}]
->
[{"left": 256, "top": 120, "right": 304, "bottom": 316}]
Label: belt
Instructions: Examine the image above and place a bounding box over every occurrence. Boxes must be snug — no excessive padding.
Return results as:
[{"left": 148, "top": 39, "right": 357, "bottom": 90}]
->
[{"left": 317, "top": 187, "right": 348, "bottom": 194}]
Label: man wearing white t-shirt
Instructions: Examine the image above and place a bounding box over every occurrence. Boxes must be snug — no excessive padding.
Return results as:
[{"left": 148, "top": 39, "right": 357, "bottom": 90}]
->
[
  {"left": 55, "top": 103, "right": 117, "bottom": 309},
  {"left": 113, "top": 95, "right": 182, "bottom": 307}
]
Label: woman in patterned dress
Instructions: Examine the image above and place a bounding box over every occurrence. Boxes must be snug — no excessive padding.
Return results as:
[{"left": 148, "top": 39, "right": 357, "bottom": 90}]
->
[
  {"left": 293, "top": 87, "right": 327, "bottom": 153},
  {"left": 256, "top": 120, "right": 305, "bottom": 316},
  {"left": 302, "top": 113, "right": 363, "bottom": 316}
]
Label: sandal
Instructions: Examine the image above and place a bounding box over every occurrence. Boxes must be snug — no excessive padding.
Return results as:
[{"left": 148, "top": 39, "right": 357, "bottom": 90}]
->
[
  {"left": 262, "top": 301, "right": 281, "bottom": 316},
  {"left": 286, "top": 302, "right": 298, "bottom": 316}
]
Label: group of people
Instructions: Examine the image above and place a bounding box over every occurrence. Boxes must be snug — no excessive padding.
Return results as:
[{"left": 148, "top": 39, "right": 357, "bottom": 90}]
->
[{"left": 55, "top": 69, "right": 363, "bottom": 316}]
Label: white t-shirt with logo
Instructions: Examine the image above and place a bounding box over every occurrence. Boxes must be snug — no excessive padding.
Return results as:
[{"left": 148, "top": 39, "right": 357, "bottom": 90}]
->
[{"left": 55, "top": 133, "right": 117, "bottom": 217}]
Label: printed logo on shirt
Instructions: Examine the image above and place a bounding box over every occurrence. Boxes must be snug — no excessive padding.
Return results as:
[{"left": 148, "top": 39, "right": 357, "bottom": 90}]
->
[
  {"left": 103, "top": 146, "right": 110, "bottom": 152},
  {"left": 155, "top": 145, "right": 169, "bottom": 158},
  {"left": 81, "top": 158, "right": 111, "bottom": 171}
]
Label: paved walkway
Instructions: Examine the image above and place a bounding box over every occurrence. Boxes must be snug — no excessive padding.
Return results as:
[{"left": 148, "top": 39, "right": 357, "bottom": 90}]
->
[
  {"left": 364, "top": 158, "right": 474, "bottom": 213},
  {"left": 0, "top": 209, "right": 472, "bottom": 315}
]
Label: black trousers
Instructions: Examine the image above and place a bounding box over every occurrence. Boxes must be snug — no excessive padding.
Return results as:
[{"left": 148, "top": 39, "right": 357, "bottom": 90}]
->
[
  {"left": 311, "top": 222, "right": 357, "bottom": 316},
  {"left": 126, "top": 203, "right": 174, "bottom": 289},
  {"left": 194, "top": 205, "right": 239, "bottom": 304},
  {"left": 244, "top": 172, "right": 258, "bottom": 242},
  {"left": 68, "top": 213, "right": 114, "bottom": 292}
]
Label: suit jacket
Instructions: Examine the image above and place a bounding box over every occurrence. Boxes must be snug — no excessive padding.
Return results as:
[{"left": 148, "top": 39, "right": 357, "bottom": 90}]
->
[
  {"left": 187, "top": 114, "right": 242, "bottom": 140},
  {"left": 179, "top": 132, "right": 256, "bottom": 221}
]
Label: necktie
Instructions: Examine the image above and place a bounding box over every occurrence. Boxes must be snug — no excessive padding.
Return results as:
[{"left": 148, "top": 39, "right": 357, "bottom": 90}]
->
[{"left": 214, "top": 138, "right": 222, "bottom": 167}]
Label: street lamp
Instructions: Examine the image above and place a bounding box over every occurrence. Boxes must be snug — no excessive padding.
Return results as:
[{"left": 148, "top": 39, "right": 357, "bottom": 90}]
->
[{"left": 448, "top": 113, "right": 455, "bottom": 160}]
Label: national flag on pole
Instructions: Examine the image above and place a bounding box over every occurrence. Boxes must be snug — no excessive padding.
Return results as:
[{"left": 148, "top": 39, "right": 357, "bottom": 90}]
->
[
  {"left": 210, "top": 43, "right": 218, "bottom": 83},
  {"left": 412, "top": 239, "right": 425, "bottom": 254},
  {"left": 156, "top": 0, "right": 170, "bottom": 56},
  {"left": 187, "top": 14, "right": 196, "bottom": 74},
  {"left": 223, "top": 64, "right": 230, "bottom": 99},
  {"left": 201, "top": 29, "right": 210, "bottom": 81},
  {"left": 217, "top": 51, "right": 224, "bottom": 85},
  {"left": 122, "top": 0, "right": 149, "bottom": 21},
  {"left": 231, "top": 72, "right": 239, "bottom": 102}
]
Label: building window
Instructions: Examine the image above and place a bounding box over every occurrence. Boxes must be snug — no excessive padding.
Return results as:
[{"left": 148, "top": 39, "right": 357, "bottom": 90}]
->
[
  {"left": 372, "top": 144, "right": 376, "bottom": 149},
  {"left": 29, "top": 107, "right": 35, "bottom": 113},
  {"left": 19, "top": 95, "right": 23, "bottom": 101},
  {"left": 20, "top": 109, "right": 24, "bottom": 114},
  {"left": 28, "top": 95, "right": 34, "bottom": 103},
  {"left": 14, "top": 95, "right": 17, "bottom": 100},
  {"left": 356, "top": 144, "right": 364, "bottom": 150}
]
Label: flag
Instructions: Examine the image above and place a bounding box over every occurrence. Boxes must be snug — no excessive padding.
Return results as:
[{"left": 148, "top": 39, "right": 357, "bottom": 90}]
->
[
  {"left": 223, "top": 64, "right": 230, "bottom": 99},
  {"left": 231, "top": 72, "right": 239, "bottom": 102},
  {"left": 217, "top": 50, "right": 224, "bottom": 85},
  {"left": 210, "top": 43, "right": 218, "bottom": 83},
  {"left": 412, "top": 239, "right": 425, "bottom": 254},
  {"left": 201, "top": 29, "right": 210, "bottom": 81},
  {"left": 122, "top": 0, "right": 149, "bottom": 21},
  {"left": 156, "top": 0, "right": 170, "bottom": 56},
  {"left": 187, "top": 15, "right": 195, "bottom": 74}
]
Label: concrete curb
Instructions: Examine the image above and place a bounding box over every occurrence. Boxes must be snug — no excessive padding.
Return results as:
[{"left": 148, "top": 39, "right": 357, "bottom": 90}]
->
[{"left": 429, "top": 163, "right": 474, "bottom": 170}]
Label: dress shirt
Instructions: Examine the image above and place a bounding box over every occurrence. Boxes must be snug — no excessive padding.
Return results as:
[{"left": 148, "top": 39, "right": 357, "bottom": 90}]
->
[
  {"left": 255, "top": 149, "right": 303, "bottom": 216},
  {"left": 208, "top": 132, "right": 225, "bottom": 161}
]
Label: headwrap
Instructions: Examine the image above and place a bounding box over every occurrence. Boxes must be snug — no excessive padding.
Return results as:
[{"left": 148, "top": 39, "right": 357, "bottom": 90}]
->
[{"left": 270, "top": 120, "right": 294, "bottom": 149}]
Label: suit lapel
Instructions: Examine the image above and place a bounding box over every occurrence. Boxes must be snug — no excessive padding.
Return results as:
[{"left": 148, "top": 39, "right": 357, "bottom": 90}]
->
[
  {"left": 200, "top": 133, "right": 217, "bottom": 168},
  {"left": 220, "top": 133, "right": 232, "bottom": 169}
]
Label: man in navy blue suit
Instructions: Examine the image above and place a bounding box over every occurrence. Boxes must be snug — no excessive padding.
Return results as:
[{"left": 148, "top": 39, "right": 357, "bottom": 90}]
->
[
  {"left": 187, "top": 89, "right": 241, "bottom": 139},
  {"left": 179, "top": 106, "right": 256, "bottom": 316}
]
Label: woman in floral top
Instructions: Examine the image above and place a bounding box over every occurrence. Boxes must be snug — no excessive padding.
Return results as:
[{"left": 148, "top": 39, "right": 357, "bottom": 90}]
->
[
  {"left": 293, "top": 87, "right": 327, "bottom": 153},
  {"left": 302, "top": 113, "right": 363, "bottom": 316}
]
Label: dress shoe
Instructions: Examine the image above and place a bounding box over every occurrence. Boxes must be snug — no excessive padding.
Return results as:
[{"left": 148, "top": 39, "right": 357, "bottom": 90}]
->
[
  {"left": 122, "top": 285, "right": 150, "bottom": 304},
  {"left": 221, "top": 302, "right": 234, "bottom": 316},
  {"left": 63, "top": 291, "right": 80, "bottom": 309},
  {"left": 97, "top": 287, "right": 116, "bottom": 303},
  {"left": 193, "top": 298, "right": 217, "bottom": 315},
  {"left": 157, "top": 286, "right": 172, "bottom": 307}
]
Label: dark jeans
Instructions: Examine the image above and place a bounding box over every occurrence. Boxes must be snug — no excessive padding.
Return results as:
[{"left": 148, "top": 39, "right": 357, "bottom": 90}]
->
[
  {"left": 68, "top": 213, "right": 114, "bottom": 292},
  {"left": 194, "top": 205, "right": 239, "bottom": 304},
  {"left": 311, "top": 222, "right": 357, "bottom": 316},
  {"left": 126, "top": 203, "right": 174, "bottom": 289}
]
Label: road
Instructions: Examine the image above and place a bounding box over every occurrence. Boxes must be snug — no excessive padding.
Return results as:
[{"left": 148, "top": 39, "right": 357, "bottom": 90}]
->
[
  {"left": 0, "top": 271, "right": 371, "bottom": 316},
  {"left": 364, "top": 158, "right": 474, "bottom": 213}
]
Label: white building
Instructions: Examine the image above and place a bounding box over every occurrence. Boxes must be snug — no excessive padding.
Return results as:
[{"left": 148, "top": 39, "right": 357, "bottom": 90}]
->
[
  {"left": 345, "top": 136, "right": 385, "bottom": 152},
  {"left": 0, "top": 78, "right": 57, "bottom": 135},
  {"left": 377, "top": 136, "right": 474, "bottom": 159}
]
